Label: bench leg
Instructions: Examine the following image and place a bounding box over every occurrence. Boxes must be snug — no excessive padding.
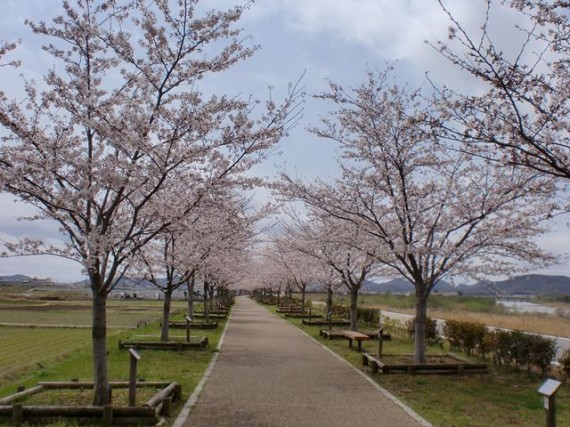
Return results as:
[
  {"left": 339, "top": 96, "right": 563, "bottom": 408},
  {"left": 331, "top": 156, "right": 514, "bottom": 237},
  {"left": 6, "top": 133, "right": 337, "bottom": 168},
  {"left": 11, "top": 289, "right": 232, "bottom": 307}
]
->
[
  {"left": 357, "top": 340, "right": 362, "bottom": 352},
  {"left": 348, "top": 338, "right": 353, "bottom": 348}
]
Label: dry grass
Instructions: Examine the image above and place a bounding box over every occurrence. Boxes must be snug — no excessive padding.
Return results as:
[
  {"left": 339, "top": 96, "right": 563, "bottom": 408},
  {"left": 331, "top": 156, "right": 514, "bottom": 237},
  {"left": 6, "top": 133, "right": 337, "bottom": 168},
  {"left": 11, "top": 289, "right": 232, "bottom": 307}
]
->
[{"left": 367, "top": 304, "right": 570, "bottom": 338}]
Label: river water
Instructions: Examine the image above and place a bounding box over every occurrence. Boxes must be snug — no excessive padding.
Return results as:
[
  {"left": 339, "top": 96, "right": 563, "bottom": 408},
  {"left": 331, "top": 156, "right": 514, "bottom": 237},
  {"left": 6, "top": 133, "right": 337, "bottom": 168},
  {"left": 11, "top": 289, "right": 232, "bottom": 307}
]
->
[{"left": 496, "top": 300, "right": 559, "bottom": 315}]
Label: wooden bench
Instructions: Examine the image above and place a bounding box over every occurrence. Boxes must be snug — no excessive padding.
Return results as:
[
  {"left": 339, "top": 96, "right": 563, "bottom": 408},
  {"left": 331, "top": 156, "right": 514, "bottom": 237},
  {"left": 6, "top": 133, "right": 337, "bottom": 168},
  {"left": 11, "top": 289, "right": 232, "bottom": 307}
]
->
[
  {"left": 341, "top": 330, "right": 370, "bottom": 351},
  {"left": 320, "top": 329, "right": 370, "bottom": 351},
  {"left": 276, "top": 306, "right": 304, "bottom": 313},
  {"left": 302, "top": 319, "right": 350, "bottom": 326}
]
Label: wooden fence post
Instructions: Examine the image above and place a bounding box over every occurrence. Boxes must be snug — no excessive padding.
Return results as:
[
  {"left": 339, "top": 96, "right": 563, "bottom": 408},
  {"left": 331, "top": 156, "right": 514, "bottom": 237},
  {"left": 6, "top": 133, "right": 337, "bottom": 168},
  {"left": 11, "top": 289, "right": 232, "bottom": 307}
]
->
[
  {"left": 12, "top": 404, "right": 22, "bottom": 426},
  {"left": 103, "top": 405, "right": 113, "bottom": 426},
  {"left": 128, "top": 349, "right": 141, "bottom": 406}
]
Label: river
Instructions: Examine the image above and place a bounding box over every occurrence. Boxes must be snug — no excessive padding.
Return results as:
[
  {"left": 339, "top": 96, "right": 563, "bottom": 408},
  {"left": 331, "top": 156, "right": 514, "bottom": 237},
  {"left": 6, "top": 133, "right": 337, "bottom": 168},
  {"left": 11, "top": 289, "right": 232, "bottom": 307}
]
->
[{"left": 496, "top": 300, "right": 559, "bottom": 315}]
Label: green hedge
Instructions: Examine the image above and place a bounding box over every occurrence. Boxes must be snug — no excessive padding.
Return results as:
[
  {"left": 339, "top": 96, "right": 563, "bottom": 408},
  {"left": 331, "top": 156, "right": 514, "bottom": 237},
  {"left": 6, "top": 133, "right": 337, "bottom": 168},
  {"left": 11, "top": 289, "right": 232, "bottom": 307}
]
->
[
  {"left": 330, "top": 304, "right": 380, "bottom": 327},
  {"left": 443, "top": 319, "right": 486, "bottom": 356},
  {"left": 406, "top": 317, "right": 439, "bottom": 342},
  {"left": 443, "top": 319, "right": 557, "bottom": 375}
]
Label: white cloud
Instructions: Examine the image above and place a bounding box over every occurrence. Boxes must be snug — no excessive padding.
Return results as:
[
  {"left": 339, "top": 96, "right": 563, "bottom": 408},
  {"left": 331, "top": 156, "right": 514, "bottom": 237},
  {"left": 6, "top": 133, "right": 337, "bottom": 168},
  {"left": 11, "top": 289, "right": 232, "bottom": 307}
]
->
[{"left": 0, "top": 0, "right": 568, "bottom": 279}]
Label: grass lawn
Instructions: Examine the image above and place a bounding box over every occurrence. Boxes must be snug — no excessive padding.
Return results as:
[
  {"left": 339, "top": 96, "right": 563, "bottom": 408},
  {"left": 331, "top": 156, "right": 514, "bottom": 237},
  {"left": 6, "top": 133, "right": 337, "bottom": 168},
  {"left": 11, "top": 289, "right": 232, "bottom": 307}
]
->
[
  {"left": 0, "top": 296, "right": 226, "bottom": 427},
  {"left": 270, "top": 302, "right": 570, "bottom": 427}
]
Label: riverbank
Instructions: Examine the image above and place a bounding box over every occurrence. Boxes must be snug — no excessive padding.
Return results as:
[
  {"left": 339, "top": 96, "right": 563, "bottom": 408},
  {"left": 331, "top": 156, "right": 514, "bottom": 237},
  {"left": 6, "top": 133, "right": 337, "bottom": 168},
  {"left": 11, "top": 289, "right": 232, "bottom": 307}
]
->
[{"left": 305, "top": 293, "right": 570, "bottom": 339}]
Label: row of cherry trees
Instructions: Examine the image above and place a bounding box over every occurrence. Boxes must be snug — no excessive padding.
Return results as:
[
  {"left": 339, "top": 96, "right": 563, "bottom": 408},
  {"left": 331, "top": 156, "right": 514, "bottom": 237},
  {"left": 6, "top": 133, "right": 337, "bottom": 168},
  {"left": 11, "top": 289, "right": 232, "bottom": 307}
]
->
[
  {"left": 132, "top": 188, "right": 264, "bottom": 342},
  {"left": 261, "top": 0, "right": 570, "bottom": 364},
  {"left": 1, "top": 0, "right": 568, "bottom": 401},
  {"left": 0, "top": 0, "right": 301, "bottom": 405}
]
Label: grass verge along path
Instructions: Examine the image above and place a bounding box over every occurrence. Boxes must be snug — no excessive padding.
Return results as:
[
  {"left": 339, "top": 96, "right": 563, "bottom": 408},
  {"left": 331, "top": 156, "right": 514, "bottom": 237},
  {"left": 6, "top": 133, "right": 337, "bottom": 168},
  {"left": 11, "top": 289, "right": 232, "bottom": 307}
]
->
[{"left": 268, "top": 302, "right": 570, "bottom": 427}]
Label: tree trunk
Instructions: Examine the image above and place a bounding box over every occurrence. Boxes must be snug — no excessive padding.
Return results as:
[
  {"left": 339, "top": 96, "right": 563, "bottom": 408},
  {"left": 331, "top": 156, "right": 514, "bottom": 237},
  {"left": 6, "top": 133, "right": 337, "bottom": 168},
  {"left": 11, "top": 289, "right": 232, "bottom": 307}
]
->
[
  {"left": 300, "top": 285, "right": 306, "bottom": 315},
  {"left": 414, "top": 293, "right": 429, "bottom": 363},
  {"left": 91, "top": 287, "right": 110, "bottom": 406},
  {"left": 326, "top": 286, "right": 333, "bottom": 319},
  {"left": 349, "top": 287, "right": 358, "bottom": 331},
  {"left": 203, "top": 281, "right": 210, "bottom": 323},
  {"left": 186, "top": 277, "right": 195, "bottom": 318},
  {"left": 161, "top": 290, "right": 172, "bottom": 342}
]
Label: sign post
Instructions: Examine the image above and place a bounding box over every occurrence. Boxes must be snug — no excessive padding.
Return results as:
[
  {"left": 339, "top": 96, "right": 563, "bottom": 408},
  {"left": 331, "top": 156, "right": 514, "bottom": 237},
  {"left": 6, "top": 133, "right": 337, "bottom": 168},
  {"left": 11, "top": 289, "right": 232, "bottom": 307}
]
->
[{"left": 538, "top": 379, "right": 562, "bottom": 427}]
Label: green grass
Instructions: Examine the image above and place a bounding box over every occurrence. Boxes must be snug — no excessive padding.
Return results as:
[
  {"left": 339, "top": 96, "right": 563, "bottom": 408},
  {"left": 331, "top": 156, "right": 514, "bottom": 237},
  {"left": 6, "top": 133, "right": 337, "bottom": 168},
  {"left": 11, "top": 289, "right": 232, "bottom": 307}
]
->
[
  {"left": 0, "top": 327, "right": 92, "bottom": 383},
  {"left": 0, "top": 297, "right": 226, "bottom": 426},
  {"left": 268, "top": 302, "right": 570, "bottom": 427}
]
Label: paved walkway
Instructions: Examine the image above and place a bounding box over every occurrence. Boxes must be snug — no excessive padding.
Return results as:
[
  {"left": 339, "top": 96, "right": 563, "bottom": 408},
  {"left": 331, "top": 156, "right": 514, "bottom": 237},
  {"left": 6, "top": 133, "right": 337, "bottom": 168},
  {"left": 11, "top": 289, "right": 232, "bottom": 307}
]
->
[{"left": 180, "top": 296, "right": 430, "bottom": 427}]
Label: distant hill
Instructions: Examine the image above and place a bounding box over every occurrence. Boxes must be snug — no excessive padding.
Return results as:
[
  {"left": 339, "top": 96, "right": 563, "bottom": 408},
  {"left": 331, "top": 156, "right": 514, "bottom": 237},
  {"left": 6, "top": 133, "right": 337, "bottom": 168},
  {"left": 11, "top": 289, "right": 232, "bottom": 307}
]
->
[
  {"left": 458, "top": 274, "right": 570, "bottom": 296},
  {"left": 0, "top": 274, "right": 32, "bottom": 283},
  {"left": 0, "top": 274, "right": 56, "bottom": 285},
  {"left": 361, "top": 274, "right": 570, "bottom": 296},
  {"left": 361, "top": 278, "right": 456, "bottom": 294}
]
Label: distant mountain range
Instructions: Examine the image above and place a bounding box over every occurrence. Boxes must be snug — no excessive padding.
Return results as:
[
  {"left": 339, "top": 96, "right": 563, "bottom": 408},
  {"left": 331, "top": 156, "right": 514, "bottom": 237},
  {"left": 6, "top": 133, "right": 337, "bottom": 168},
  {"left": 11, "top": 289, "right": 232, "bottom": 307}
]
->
[
  {"left": 0, "top": 274, "right": 174, "bottom": 289},
  {"left": 2, "top": 273, "right": 570, "bottom": 296},
  {"left": 0, "top": 274, "right": 34, "bottom": 282},
  {"left": 361, "top": 274, "right": 570, "bottom": 296}
]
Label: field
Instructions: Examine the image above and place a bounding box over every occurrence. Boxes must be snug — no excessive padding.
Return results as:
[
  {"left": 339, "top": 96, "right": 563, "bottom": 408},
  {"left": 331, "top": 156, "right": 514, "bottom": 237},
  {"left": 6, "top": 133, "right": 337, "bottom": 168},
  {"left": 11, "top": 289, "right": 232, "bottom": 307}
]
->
[
  {"left": 0, "top": 297, "right": 169, "bottom": 329},
  {"left": 0, "top": 286, "right": 224, "bottom": 427},
  {"left": 0, "top": 327, "right": 91, "bottom": 383}
]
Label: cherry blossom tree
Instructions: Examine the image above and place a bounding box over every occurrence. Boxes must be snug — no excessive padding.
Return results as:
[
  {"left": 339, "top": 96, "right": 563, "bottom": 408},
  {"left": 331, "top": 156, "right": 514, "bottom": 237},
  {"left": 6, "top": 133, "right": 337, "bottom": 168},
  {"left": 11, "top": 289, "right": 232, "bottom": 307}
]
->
[
  {"left": 252, "top": 249, "right": 291, "bottom": 302},
  {"left": 0, "top": 40, "right": 19, "bottom": 68},
  {"left": 266, "top": 232, "right": 318, "bottom": 313},
  {"left": 281, "top": 69, "right": 554, "bottom": 362},
  {"left": 135, "top": 232, "right": 193, "bottom": 341},
  {"left": 0, "top": 0, "right": 301, "bottom": 404},
  {"left": 197, "top": 238, "right": 253, "bottom": 320},
  {"left": 433, "top": 0, "right": 570, "bottom": 182},
  {"left": 134, "top": 187, "right": 258, "bottom": 341},
  {"left": 279, "top": 210, "right": 378, "bottom": 330}
]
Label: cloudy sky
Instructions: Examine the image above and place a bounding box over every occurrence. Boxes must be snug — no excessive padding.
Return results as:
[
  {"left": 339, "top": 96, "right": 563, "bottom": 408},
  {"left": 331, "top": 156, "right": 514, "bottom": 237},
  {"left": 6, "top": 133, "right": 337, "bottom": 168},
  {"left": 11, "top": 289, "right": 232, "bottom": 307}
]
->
[{"left": 0, "top": 0, "right": 568, "bottom": 282}]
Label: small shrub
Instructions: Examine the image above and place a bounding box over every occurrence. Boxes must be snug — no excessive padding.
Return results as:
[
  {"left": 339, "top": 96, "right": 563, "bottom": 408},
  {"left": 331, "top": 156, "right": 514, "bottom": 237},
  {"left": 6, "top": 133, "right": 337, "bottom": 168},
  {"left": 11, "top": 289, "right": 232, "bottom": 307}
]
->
[
  {"left": 559, "top": 348, "right": 570, "bottom": 383},
  {"left": 406, "top": 317, "right": 438, "bottom": 342},
  {"left": 381, "top": 317, "right": 406, "bottom": 337},
  {"left": 442, "top": 320, "right": 462, "bottom": 351},
  {"left": 493, "top": 329, "right": 515, "bottom": 367},
  {"left": 527, "top": 334, "right": 557, "bottom": 375},
  {"left": 443, "top": 320, "right": 486, "bottom": 356},
  {"left": 461, "top": 322, "right": 487, "bottom": 356},
  {"left": 331, "top": 303, "right": 350, "bottom": 319},
  {"left": 356, "top": 307, "right": 380, "bottom": 328}
]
